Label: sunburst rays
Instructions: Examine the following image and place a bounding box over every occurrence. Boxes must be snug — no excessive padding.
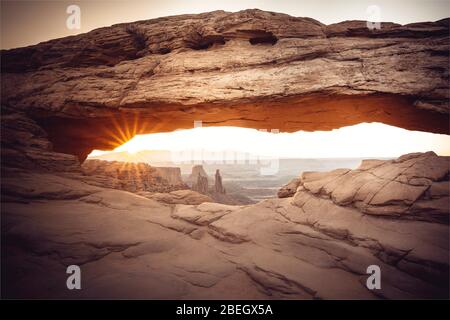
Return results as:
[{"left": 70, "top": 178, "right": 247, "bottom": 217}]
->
[
  {"left": 88, "top": 111, "right": 161, "bottom": 176},
  {"left": 93, "top": 112, "right": 153, "bottom": 151},
  {"left": 88, "top": 122, "right": 450, "bottom": 160}
]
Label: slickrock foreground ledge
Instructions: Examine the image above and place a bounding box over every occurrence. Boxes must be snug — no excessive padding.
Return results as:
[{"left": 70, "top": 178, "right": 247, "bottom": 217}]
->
[
  {"left": 2, "top": 152, "right": 448, "bottom": 299},
  {"left": 279, "top": 151, "right": 449, "bottom": 223},
  {"left": 1, "top": 9, "right": 449, "bottom": 162}
]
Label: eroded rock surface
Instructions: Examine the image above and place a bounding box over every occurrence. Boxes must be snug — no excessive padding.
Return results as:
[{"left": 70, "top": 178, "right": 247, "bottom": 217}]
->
[
  {"left": 1, "top": 113, "right": 80, "bottom": 171},
  {"left": 138, "top": 189, "right": 214, "bottom": 205},
  {"left": 192, "top": 170, "right": 209, "bottom": 194},
  {"left": 186, "top": 165, "right": 247, "bottom": 205},
  {"left": 81, "top": 159, "right": 188, "bottom": 193},
  {"left": 281, "top": 151, "right": 449, "bottom": 223},
  {"left": 214, "top": 169, "right": 226, "bottom": 194},
  {"left": 1, "top": 10, "right": 448, "bottom": 161},
  {"left": 2, "top": 153, "right": 448, "bottom": 299}
]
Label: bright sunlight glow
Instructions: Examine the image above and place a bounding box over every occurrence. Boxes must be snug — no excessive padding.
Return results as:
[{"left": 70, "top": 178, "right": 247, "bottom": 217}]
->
[{"left": 88, "top": 122, "right": 450, "bottom": 159}]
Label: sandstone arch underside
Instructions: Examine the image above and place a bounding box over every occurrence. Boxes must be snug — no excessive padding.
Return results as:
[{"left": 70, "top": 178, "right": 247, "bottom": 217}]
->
[{"left": 1, "top": 10, "right": 449, "bottom": 165}]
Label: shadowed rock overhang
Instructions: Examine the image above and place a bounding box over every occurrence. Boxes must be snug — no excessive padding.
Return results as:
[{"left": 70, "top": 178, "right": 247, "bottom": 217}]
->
[{"left": 1, "top": 9, "right": 449, "bottom": 162}]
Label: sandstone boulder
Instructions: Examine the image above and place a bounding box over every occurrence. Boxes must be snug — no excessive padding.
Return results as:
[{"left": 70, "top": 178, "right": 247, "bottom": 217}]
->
[
  {"left": 278, "top": 177, "right": 302, "bottom": 198},
  {"left": 289, "top": 152, "right": 449, "bottom": 223}
]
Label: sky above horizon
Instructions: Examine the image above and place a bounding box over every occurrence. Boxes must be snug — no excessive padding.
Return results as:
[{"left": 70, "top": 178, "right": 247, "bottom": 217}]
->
[
  {"left": 1, "top": 0, "right": 449, "bottom": 49},
  {"left": 89, "top": 123, "right": 450, "bottom": 159}
]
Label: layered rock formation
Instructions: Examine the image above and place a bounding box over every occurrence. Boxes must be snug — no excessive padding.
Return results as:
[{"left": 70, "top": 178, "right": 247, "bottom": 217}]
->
[
  {"left": 81, "top": 159, "right": 188, "bottom": 193},
  {"left": 153, "top": 167, "right": 185, "bottom": 186},
  {"left": 2, "top": 153, "right": 448, "bottom": 299},
  {"left": 214, "top": 169, "right": 226, "bottom": 194},
  {"left": 78, "top": 160, "right": 240, "bottom": 205},
  {"left": 138, "top": 189, "right": 214, "bottom": 205},
  {"left": 279, "top": 152, "right": 449, "bottom": 223},
  {"left": 1, "top": 113, "right": 80, "bottom": 171},
  {"left": 1, "top": 10, "right": 448, "bottom": 161},
  {"left": 188, "top": 165, "right": 209, "bottom": 184},
  {"left": 192, "top": 170, "right": 209, "bottom": 194},
  {"left": 187, "top": 165, "right": 248, "bottom": 205}
]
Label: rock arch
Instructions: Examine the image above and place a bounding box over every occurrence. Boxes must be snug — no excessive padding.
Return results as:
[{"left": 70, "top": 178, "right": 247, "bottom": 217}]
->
[{"left": 1, "top": 9, "right": 449, "bottom": 168}]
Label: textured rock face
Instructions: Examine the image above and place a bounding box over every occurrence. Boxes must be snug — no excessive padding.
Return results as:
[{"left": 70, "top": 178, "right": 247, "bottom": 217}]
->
[
  {"left": 278, "top": 177, "right": 302, "bottom": 198},
  {"left": 191, "top": 171, "right": 209, "bottom": 194},
  {"left": 188, "top": 165, "right": 209, "bottom": 195},
  {"left": 188, "top": 165, "right": 209, "bottom": 182},
  {"left": 187, "top": 165, "right": 246, "bottom": 205},
  {"left": 138, "top": 189, "right": 214, "bottom": 205},
  {"left": 152, "top": 167, "right": 185, "bottom": 186},
  {"left": 280, "top": 152, "right": 449, "bottom": 223},
  {"left": 214, "top": 169, "right": 226, "bottom": 194},
  {"left": 81, "top": 159, "right": 188, "bottom": 193},
  {"left": 1, "top": 113, "right": 80, "bottom": 171},
  {"left": 1, "top": 9, "right": 449, "bottom": 161},
  {"left": 1, "top": 153, "right": 448, "bottom": 299}
]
